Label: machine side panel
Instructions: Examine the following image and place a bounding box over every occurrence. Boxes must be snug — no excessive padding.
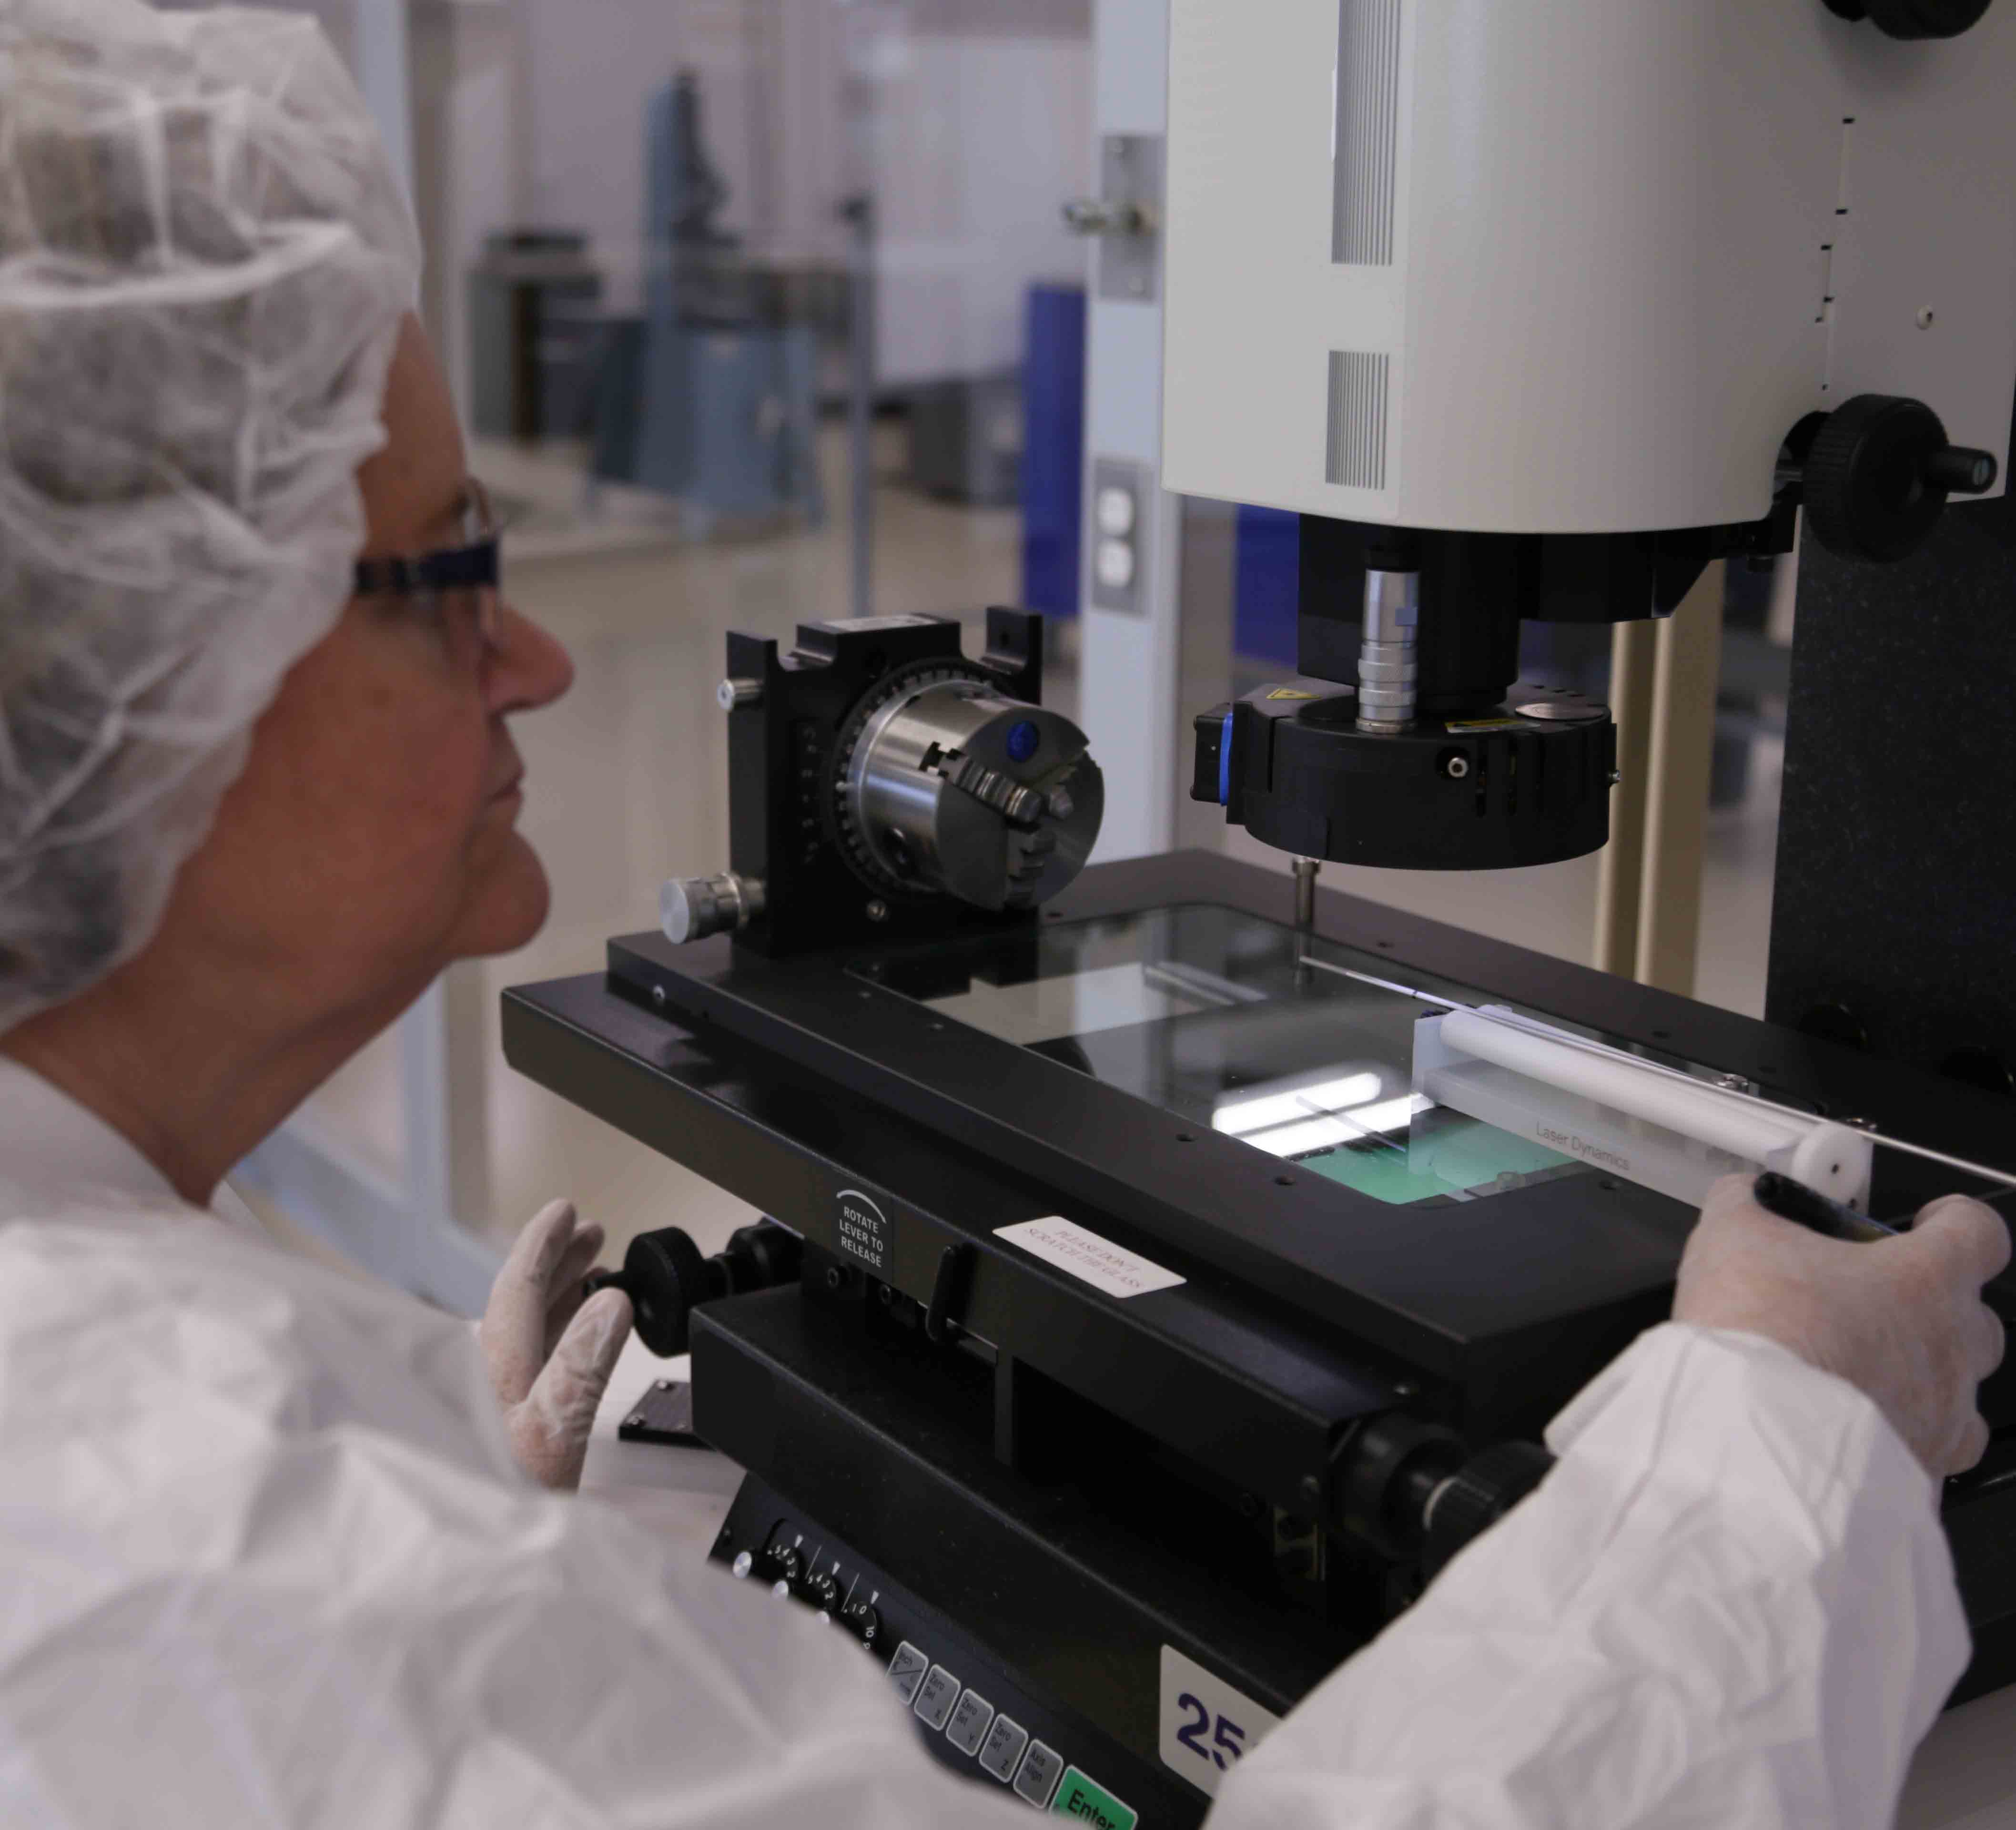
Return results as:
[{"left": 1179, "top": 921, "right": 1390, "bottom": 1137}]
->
[
  {"left": 1769, "top": 496, "right": 2016, "bottom": 1095},
  {"left": 1822, "top": 39, "right": 2016, "bottom": 489},
  {"left": 1164, "top": 0, "right": 1400, "bottom": 523}
]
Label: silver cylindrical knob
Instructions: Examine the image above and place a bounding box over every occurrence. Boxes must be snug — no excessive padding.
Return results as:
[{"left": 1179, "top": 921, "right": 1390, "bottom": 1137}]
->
[
  {"left": 1357, "top": 569, "right": 1421, "bottom": 735},
  {"left": 717, "top": 677, "right": 763, "bottom": 712},
  {"left": 660, "top": 871, "right": 766, "bottom": 945}
]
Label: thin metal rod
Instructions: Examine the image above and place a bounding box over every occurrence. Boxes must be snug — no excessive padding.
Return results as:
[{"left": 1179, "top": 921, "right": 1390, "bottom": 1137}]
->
[
  {"left": 1300, "top": 957, "right": 1466, "bottom": 1009},
  {"left": 843, "top": 191, "right": 876, "bottom": 621},
  {"left": 1862, "top": 1133, "right": 2016, "bottom": 1193},
  {"left": 1303, "top": 1097, "right": 1409, "bottom": 1159},
  {"left": 1320, "top": 960, "right": 1811, "bottom": 1112}
]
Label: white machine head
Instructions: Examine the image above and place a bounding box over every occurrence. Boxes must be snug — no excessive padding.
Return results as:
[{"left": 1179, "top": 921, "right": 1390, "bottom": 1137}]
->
[{"left": 1163, "top": 0, "right": 2016, "bottom": 541}]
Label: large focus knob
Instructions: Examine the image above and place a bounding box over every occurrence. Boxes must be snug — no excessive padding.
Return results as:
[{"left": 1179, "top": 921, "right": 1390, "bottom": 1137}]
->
[
  {"left": 1421, "top": 1441, "right": 1555, "bottom": 1580},
  {"left": 587, "top": 1220, "right": 803, "bottom": 1356},
  {"left": 1802, "top": 394, "right": 1999, "bottom": 564},
  {"left": 1869, "top": 0, "right": 1993, "bottom": 35},
  {"left": 1824, "top": 0, "right": 1993, "bottom": 33}
]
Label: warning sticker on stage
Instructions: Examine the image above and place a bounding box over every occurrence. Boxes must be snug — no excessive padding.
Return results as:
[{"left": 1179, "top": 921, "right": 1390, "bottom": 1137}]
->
[
  {"left": 1266, "top": 688, "right": 1317, "bottom": 701},
  {"left": 834, "top": 1188, "right": 892, "bottom": 1273},
  {"left": 994, "top": 1217, "right": 1185, "bottom": 1300}
]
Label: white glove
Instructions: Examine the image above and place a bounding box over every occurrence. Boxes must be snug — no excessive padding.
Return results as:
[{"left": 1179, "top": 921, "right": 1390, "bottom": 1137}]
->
[
  {"left": 1675, "top": 1174, "right": 2009, "bottom": 1477},
  {"left": 478, "top": 1198, "right": 634, "bottom": 1490}
]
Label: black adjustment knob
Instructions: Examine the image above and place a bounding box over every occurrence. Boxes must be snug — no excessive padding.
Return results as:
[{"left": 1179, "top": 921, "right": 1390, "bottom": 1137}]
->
[
  {"left": 591, "top": 1220, "right": 803, "bottom": 1358},
  {"left": 1338, "top": 1412, "right": 1466, "bottom": 1558},
  {"left": 840, "top": 1599, "right": 882, "bottom": 1647},
  {"left": 760, "top": 1543, "right": 805, "bottom": 1586},
  {"left": 1923, "top": 445, "right": 2000, "bottom": 495},
  {"left": 1803, "top": 394, "right": 1975, "bottom": 564},
  {"left": 620, "top": 1227, "right": 714, "bottom": 1356},
  {"left": 1422, "top": 1441, "right": 1555, "bottom": 1581},
  {"left": 720, "top": 1220, "right": 804, "bottom": 1293},
  {"left": 800, "top": 1569, "right": 841, "bottom": 1614},
  {"left": 1865, "top": 0, "right": 1992, "bottom": 35}
]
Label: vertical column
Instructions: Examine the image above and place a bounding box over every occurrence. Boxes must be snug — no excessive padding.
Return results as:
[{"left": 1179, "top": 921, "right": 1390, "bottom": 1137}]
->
[
  {"left": 1079, "top": 0, "right": 1182, "bottom": 862},
  {"left": 1593, "top": 620, "right": 1657, "bottom": 975},
  {"left": 1635, "top": 564, "right": 1725, "bottom": 995}
]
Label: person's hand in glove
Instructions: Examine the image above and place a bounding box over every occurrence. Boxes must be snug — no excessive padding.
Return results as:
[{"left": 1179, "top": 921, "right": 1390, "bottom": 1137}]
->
[
  {"left": 1677, "top": 1175, "right": 2009, "bottom": 1477},
  {"left": 478, "top": 1198, "right": 633, "bottom": 1489}
]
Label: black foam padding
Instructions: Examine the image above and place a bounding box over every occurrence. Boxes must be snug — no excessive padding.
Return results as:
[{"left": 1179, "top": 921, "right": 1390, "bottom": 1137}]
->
[{"left": 1766, "top": 489, "right": 2016, "bottom": 1086}]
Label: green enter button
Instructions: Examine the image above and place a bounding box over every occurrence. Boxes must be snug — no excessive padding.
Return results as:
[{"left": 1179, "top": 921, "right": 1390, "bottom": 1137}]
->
[{"left": 1051, "top": 1768, "right": 1137, "bottom": 1830}]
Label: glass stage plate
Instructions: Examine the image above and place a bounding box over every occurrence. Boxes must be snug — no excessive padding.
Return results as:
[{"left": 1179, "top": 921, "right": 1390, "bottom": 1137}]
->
[{"left": 862, "top": 905, "right": 1744, "bottom": 1209}]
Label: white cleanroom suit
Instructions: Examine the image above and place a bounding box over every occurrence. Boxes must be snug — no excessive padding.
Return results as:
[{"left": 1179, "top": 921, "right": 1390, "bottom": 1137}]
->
[{"left": 0, "top": 1060, "right": 1965, "bottom": 1830}]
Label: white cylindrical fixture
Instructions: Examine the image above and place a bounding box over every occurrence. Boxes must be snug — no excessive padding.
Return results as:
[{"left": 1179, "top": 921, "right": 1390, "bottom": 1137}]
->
[{"left": 1437, "top": 1009, "right": 1871, "bottom": 1200}]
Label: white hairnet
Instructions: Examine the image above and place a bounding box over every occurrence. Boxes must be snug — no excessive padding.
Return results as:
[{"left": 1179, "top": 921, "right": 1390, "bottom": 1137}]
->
[{"left": 0, "top": 0, "right": 419, "bottom": 1035}]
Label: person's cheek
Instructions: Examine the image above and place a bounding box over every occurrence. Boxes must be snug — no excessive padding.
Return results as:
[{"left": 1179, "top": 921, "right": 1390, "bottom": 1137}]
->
[{"left": 351, "top": 703, "right": 493, "bottom": 914}]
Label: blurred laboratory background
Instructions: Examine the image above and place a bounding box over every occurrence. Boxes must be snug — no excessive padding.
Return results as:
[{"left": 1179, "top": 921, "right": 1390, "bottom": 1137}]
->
[{"left": 208, "top": 0, "right": 1800, "bottom": 1304}]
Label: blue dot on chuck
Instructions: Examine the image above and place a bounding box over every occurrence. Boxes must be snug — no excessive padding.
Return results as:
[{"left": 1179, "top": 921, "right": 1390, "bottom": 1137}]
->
[{"left": 1006, "top": 720, "right": 1040, "bottom": 763}]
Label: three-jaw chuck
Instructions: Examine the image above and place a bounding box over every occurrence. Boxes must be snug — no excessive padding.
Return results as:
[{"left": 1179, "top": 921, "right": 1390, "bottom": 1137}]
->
[{"left": 661, "top": 609, "right": 1102, "bottom": 956}]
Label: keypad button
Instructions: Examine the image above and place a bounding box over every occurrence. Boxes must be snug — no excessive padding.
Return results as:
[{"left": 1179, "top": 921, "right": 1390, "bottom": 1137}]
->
[
  {"left": 1051, "top": 1767, "right": 1137, "bottom": 1830},
  {"left": 978, "top": 1715, "right": 1029, "bottom": 1783},
  {"left": 1013, "top": 1740, "right": 1064, "bottom": 1810},
  {"left": 913, "top": 1664, "right": 961, "bottom": 1731},
  {"left": 944, "top": 1688, "right": 996, "bottom": 1757},
  {"left": 886, "top": 1642, "right": 929, "bottom": 1706}
]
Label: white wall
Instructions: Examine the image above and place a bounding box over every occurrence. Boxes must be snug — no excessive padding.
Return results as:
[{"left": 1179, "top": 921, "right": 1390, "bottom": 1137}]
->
[
  {"left": 868, "top": 34, "right": 1092, "bottom": 385},
  {"left": 1080, "top": 0, "right": 1182, "bottom": 862}
]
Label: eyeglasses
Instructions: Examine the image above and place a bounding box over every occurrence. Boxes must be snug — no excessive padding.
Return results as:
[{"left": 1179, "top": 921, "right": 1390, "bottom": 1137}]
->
[{"left": 352, "top": 477, "right": 504, "bottom": 656}]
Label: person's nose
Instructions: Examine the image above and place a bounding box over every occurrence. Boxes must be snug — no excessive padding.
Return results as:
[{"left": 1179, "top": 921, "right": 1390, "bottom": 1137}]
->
[{"left": 485, "top": 600, "right": 574, "bottom": 716}]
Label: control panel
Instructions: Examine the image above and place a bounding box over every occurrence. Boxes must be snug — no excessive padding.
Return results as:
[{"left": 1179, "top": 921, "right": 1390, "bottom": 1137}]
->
[{"left": 711, "top": 1477, "right": 1195, "bottom": 1829}]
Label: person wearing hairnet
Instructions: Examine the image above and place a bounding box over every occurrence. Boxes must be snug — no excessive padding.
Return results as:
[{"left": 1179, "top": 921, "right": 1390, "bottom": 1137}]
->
[{"left": 0, "top": 4, "right": 2005, "bottom": 1827}]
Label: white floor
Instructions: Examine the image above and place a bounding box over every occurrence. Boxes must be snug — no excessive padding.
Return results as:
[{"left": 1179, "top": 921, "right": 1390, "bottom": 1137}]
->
[{"left": 293, "top": 425, "right": 1789, "bottom": 1264}]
